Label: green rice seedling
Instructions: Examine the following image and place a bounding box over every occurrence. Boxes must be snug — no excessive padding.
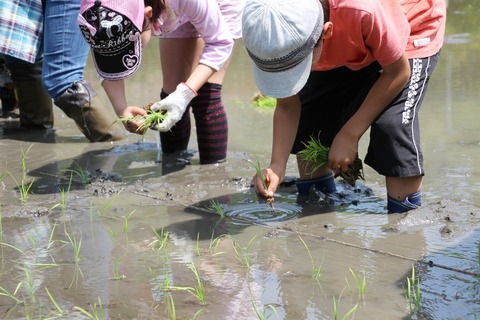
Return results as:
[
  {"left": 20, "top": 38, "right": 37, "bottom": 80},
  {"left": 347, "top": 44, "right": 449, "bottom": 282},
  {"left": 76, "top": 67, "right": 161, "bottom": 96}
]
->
[
  {"left": 22, "top": 262, "right": 59, "bottom": 270},
  {"left": 29, "top": 235, "right": 37, "bottom": 252},
  {"left": 12, "top": 144, "right": 35, "bottom": 203},
  {"left": 208, "top": 233, "right": 228, "bottom": 257},
  {"left": 50, "top": 172, "right": 73, "bottom": 214},
  {"left": 253, "top": 302, "right": 278, "bottom": 320},
  {"left": 88, "top": 200, "right": 98, "bottom": 243},
  {"left": 166, "top": 293, "right": 176, "bottom": 320},
  {"left": 65, "top": 161, "right": 91, "bottom": 185},
  {"left": 298, "top": 236, "right": 323, "bottom": 283},
  {"left": 115, "top": 103, "right": 167, "bottom": 137},
  {"left": 99, "top": 187, "right": 125, "bottom": 216},
  {"left": 148, "top": 226, "right": 170, "bottom": 251},
  {"left": 23, "top": 300, "right": 39, "bottom": 320},
  {"left": 0, "top": 240, "right": 25, "bottom": 255},
  {"left": 0, "top": 285, "right": 22, "bottom": 304},
  {"left": 20, "top": 144, "right": 33, "bottom": 174},
  {"left": 51, "top": 187, "right": 67, "bottom": 213},
  {"left": 348, "top": 267, "right": 367, "bottom": 299},
  {"left": 297, "top": 135, "right": 330, "bottom": 172},
  {"left": 333, "top": 288, "right": 358, "bottom": 320},
  {"left": 8, "top": 169, "right": 34, "bottom": 203},
  {"left": 74, "top": 296, "right": 105, "bottom": 320},
  {"left": 65, "top": 229, "right": 84, "bottom": 288},
  {"left": 106, "top": 226, "right": 117, "bottom": 240},
  {"left": 0, "top": 161, "right": 7, "bottom": 183},
  {"left": 232, "top": 236, "right": 257, "bottom": 269},
  {"left": 45, "top": 286, "right": 67, "bottom": 317},
  {"left": 65, "top": 230, "right": 82, "bottom": 265},
  {"left": 22, "top": 267, "right": 35, "bottom": 302},
  {"left": 252, "top": 92, "right": 277, "bottom": 109},
  {"left": 149, "top": 266, "right": 192, "bottom": 295},
  {"left": 191, "top": 309, "right": 204, "bottom": 320},
  {"left": 122, "top": 210, "right": 135, "bottom": 234},
  {"left": 195, "top": 233, "right": 201, "bottom": 256},
  {"left": 187, "top": 263, "right": 207, "bottom": 305},
  {"left": 403, "top": 264, "right": 421, "bottom": 316},
  {"left": 8, "top": 145, "right": 35, "bottom": 203},
  {"left": 209, "top": 199, "right": 225, "bottom": 218},
  {"left": 112, "top": 254, "right": 126, "bottom": 280},
  {"left": 297, "top": 135, "right": 365, "bottom": 186},
  {"left": 150, "top": 267, "right": 201, "bottom": 303},
  {"left": 247, "top": 160, "right": 274, "bottom": 209},
  {"left": 248, "top": 159, "right": 268, "bottom": 190},
  {"left": 46, "top": 222, "right": 69, "bottom": 251},
  {"left": 149, "top": 266, "right": 169, "bottom": 298}
]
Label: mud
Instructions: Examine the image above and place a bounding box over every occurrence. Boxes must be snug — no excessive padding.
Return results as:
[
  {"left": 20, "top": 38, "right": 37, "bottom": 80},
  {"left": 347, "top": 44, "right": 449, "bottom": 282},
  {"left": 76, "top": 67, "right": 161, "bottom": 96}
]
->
[
  {"left": 386, "top": 199, "right": 480, "bottom": 237},
  {"left": 2, "top": 163, "right": 476, "bottom": 244}
]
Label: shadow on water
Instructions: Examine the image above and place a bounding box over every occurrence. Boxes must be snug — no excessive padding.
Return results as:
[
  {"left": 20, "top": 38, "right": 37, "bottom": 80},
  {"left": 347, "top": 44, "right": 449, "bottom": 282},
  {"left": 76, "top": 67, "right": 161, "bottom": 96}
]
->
[{"left": 26, "top": 141, "right": 194, "bottom": 195}]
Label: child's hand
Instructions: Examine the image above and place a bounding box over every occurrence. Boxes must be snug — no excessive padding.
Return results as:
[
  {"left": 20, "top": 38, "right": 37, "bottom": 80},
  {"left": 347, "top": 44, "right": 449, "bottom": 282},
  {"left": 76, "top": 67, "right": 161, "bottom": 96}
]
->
[
  {"left": 328, "top": 131, "right": 358, "bottom": 174},
  {"left": 254, "top": 167, "right": 280, "bottom": 198},
  {"left": 120, "top": 106, "right": 147, "bottom": 134}
]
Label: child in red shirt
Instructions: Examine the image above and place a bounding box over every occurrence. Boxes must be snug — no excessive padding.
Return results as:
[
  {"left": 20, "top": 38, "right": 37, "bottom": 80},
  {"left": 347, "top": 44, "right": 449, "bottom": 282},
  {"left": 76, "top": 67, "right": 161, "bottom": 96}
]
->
[{"left": 242, "top": 0, "right": 446, "bottom": 213}]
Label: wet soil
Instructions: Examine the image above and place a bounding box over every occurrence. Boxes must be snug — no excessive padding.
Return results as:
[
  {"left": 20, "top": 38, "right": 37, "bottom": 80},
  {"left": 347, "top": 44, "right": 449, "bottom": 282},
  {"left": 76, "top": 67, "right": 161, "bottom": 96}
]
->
[{"left": 2, "top": 159, "right": 477, "bottom": 242}]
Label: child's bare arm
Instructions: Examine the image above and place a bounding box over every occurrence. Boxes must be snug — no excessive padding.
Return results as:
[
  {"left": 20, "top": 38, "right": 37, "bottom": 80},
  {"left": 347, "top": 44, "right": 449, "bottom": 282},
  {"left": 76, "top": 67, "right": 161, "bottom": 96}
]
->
[
  {"left": 329, "top": 54, "right": 411, "bottom": 172},
  {"left": 102, "top": 79, "right": 147, "bottom": 133},
  {"left": 255, "top": 95, "right": 302, "bottom": 197}
]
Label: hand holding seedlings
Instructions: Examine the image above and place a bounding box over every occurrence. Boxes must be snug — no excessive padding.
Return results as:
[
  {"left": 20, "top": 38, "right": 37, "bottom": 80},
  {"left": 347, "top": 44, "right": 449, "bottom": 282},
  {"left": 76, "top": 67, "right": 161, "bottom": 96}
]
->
[
  {"left": 249, "top": 160, "right": 276, "bottom": 209},
  {"left": 149, "top": 82, "right": 197, "bottom": 132},
  {"left": 297, "top": 136, "right": 364, "bottom": 186},
  {"left": 116, "top": 102, "right": 167, "bottom": 136}
]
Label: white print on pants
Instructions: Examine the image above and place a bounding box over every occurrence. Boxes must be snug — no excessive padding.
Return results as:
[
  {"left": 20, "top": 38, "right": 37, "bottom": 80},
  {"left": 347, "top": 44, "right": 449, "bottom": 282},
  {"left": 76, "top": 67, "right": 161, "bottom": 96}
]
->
[{"left": 403, "top": 58, "right": 422, "bottom": 125}]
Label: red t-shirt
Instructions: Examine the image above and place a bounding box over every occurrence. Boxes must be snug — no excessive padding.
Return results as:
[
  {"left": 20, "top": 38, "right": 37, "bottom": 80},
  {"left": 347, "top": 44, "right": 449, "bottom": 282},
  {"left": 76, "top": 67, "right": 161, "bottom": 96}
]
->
[
  {"left": 313, "top": 0, "right": 446, "bottom": 71},
  {"left": 402, "top": 0, "right": 446, "bottom": 59}
]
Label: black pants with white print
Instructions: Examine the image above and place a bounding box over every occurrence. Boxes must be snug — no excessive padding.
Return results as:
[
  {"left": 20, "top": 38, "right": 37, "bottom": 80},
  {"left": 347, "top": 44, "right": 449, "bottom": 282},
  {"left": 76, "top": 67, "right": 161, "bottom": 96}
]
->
[{"left": 295, "top": 51, "right": 441, "bottom": 178}]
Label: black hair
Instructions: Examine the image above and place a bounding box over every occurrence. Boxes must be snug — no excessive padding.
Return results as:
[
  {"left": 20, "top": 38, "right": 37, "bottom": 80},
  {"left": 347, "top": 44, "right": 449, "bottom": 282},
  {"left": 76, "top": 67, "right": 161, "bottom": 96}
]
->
[{"left": 143, "top": 0, "right": 166, "bottom": 21}]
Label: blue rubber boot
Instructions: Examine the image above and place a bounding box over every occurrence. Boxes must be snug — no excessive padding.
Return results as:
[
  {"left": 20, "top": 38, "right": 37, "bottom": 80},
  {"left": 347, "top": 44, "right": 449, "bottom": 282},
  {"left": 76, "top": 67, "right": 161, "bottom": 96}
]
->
[
  {"left": 295, "top": 173, "right": 337, "bottom": 196},
  {"left": 387, "top": 190, "right": 422, "bottom": 213}
]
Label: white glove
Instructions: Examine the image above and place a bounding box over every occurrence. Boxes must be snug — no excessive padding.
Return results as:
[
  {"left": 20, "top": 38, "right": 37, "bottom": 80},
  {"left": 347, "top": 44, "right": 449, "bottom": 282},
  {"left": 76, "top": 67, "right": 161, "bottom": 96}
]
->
[{"left": 150, "top": 82, "right": 197, "bottom": 132}]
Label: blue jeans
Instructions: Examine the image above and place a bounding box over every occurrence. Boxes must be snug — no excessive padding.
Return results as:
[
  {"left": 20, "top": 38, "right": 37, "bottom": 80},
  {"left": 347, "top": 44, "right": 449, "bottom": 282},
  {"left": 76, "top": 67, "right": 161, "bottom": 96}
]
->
[{"left": 42, "top": 0, "right": 89, "bottom": 100}]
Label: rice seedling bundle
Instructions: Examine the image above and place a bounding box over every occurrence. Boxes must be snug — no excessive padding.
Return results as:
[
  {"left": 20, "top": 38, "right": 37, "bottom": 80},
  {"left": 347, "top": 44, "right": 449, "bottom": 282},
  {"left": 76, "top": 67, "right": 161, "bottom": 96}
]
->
[
  {"left": 297, "top": 135, "right": 364, "bottom": 186},
  {"left": 115, "top": 102, "right": 167, "bottom": 135}
]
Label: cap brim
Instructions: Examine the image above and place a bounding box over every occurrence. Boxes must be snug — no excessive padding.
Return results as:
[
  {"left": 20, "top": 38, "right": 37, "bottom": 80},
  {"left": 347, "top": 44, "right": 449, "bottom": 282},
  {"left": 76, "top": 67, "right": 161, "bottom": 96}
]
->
[
  {"left": 252, "top": 52, "right": 313, "bottom": 99},
  {"left": 91, "top": 38, "right": 142, "bottom": 80}
]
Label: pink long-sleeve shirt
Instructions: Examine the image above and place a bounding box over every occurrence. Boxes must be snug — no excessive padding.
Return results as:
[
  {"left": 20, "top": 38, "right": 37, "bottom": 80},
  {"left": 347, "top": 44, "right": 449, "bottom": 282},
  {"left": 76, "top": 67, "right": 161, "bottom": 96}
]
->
[{"left": 152, "top": 0, "right": 236, "bottom": 72}]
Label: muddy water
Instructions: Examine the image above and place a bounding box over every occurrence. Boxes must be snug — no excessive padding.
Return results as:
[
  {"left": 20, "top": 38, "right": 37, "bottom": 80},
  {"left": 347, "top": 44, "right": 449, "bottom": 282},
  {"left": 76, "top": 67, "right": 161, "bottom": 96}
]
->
[{"left": 1, "top": 3, "right": 480, "bottom": 320}]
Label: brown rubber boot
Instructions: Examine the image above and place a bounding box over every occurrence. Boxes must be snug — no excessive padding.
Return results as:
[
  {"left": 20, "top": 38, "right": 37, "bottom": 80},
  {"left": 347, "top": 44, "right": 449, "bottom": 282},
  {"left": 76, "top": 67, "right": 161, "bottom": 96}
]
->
[
  {"left": 13, "top": 79, "right": 54, "bottom": 129},
  {"left": 54, "top": 80, "right": 126, "bottom": 142}
]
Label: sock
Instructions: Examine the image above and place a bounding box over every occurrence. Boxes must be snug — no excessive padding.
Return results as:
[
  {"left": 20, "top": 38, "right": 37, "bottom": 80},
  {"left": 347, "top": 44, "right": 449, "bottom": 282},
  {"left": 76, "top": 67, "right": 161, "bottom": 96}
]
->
[
  {"left": 295, "top": 173, "right": 337, "bottom": 196},
  {"left": 191, "top": 83, "right": 228, "bottom": 164},
  {"left": 159, "top": 89, "right": 191, "bottom": 153},
  {"left": 387, "top": 190, "right": 422, "bottom": 213}
]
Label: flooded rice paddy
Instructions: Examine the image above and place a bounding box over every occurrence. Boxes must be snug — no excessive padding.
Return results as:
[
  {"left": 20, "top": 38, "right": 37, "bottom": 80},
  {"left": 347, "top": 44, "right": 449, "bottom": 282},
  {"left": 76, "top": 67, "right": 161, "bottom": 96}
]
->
[{"left": 1, "top": 2, "right": 480, "bottom": 319}]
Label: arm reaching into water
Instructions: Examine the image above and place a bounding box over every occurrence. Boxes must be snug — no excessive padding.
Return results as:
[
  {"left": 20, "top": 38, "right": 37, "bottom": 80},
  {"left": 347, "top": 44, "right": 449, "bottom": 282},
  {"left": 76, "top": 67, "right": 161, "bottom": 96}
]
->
[{"left": 254, "top": 95, "right": 302, "bottom": 198}]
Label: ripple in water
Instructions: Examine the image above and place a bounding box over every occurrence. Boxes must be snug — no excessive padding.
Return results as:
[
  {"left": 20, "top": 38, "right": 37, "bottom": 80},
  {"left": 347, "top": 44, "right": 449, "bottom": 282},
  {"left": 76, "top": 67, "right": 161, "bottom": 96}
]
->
[{"left": 223, "top": 202, "right": 302, "bottom": 222}]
